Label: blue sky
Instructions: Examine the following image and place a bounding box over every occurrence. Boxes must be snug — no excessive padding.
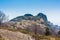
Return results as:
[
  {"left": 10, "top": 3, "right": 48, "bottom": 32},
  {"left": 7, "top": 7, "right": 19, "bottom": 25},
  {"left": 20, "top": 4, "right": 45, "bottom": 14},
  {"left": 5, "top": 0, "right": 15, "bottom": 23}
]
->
[{"left": 0, "top": 0, "right": 60, "bottom": 25}]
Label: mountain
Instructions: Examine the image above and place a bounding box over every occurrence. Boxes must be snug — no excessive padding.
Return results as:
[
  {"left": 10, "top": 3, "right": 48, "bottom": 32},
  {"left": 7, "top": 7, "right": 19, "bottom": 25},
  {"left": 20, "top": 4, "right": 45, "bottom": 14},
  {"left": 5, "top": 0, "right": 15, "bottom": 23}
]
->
[
  {"left": 9, "top": 13, "right": 60, "bottom": 36},
  {"left": 9, "top": 13, "right": 47, "bottom": 34}
]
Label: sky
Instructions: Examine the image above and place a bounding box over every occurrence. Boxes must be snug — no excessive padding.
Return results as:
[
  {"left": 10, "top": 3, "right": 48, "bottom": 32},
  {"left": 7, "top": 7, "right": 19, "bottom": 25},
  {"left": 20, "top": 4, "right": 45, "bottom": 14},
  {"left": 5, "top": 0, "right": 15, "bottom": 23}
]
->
[{"left": 0, "top": 0, "right": 60, "bottom": 25}]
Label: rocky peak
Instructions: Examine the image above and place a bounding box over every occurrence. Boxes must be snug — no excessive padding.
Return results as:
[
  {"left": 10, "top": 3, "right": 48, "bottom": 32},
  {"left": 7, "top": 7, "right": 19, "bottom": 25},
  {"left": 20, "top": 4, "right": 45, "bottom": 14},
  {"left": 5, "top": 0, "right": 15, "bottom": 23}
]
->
[
  {"left": 24, "top": 14, "right": 33, "bottom": 17},
  {"left": 37, "top": 13, "right": 47, "bottom": 22}
]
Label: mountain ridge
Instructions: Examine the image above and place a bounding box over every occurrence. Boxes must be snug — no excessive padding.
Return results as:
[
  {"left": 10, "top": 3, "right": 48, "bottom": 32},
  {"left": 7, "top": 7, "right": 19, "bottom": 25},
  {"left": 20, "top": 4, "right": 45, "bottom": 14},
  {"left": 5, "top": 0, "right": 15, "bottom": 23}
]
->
[{"left": 10, "top": 13, "right": 47, "bottom": 22}]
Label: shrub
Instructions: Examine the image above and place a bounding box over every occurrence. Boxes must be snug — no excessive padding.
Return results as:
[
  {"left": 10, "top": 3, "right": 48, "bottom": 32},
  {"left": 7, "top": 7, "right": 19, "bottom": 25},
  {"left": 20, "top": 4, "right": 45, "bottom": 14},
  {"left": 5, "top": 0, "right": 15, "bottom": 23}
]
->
[
  {"left": 0, "top": 35, "right": 5, "bottom": 40},
  {"left": 45, "top": 27, "right": 51, "bottom": 36}
]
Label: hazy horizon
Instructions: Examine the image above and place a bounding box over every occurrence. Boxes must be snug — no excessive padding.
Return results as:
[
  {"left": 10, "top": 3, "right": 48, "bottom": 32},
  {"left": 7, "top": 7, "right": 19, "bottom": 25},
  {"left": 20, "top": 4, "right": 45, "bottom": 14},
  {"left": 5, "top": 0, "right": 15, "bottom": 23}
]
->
[{"left": 0, "top": 0, "right": 60, "bottom": 26}]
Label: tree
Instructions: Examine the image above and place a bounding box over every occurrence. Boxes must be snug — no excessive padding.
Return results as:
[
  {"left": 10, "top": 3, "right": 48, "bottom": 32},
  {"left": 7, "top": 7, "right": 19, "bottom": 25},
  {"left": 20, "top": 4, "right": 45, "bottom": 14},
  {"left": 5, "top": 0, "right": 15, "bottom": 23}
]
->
[
  {"left": 0, "top": 11, "right": 6, "bottom": 26},
  {"left": 45, "top": 27, "right": 51, "bottom": 36},
  {"left": 58, "top": 31, "right": 60, "bottom": 35}
]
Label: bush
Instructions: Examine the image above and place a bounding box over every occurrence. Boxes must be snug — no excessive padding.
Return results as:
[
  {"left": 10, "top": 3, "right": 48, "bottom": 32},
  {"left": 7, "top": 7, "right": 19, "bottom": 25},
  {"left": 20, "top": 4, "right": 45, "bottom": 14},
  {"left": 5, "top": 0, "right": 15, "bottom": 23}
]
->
[
  {"left": 58, "top": 31, "right": 60, "bottom": 35},
  {"left": 0, "top": 35, "right": 5, "bottom": 40},
  {"left": 17, "top": 28, "right": 29, "bottom": 34},
  {"left": 45, "top": 27, "right": 51, "bottom": 36}
]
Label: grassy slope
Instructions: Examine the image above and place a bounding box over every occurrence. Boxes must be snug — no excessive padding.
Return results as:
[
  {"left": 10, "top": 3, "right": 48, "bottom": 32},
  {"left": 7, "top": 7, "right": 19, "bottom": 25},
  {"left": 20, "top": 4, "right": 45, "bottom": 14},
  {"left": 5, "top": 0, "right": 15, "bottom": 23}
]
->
[{"left": 0, "top": 28, "right": 60, "bottom": 40}]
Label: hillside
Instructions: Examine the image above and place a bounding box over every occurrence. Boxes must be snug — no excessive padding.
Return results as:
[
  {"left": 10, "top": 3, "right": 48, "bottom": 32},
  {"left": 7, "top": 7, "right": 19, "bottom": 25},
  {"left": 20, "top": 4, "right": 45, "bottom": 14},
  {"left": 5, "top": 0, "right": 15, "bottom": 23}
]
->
[{"left": 0, "top": 29, "right": 34, "bottom": 40}]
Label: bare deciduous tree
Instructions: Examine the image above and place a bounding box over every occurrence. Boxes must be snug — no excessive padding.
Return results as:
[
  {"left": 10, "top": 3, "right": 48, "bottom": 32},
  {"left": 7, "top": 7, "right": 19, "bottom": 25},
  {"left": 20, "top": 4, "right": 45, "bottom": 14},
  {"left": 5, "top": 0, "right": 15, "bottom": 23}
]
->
[{"left": 0, "top": 11, "right": 7, "bottom": 27}]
